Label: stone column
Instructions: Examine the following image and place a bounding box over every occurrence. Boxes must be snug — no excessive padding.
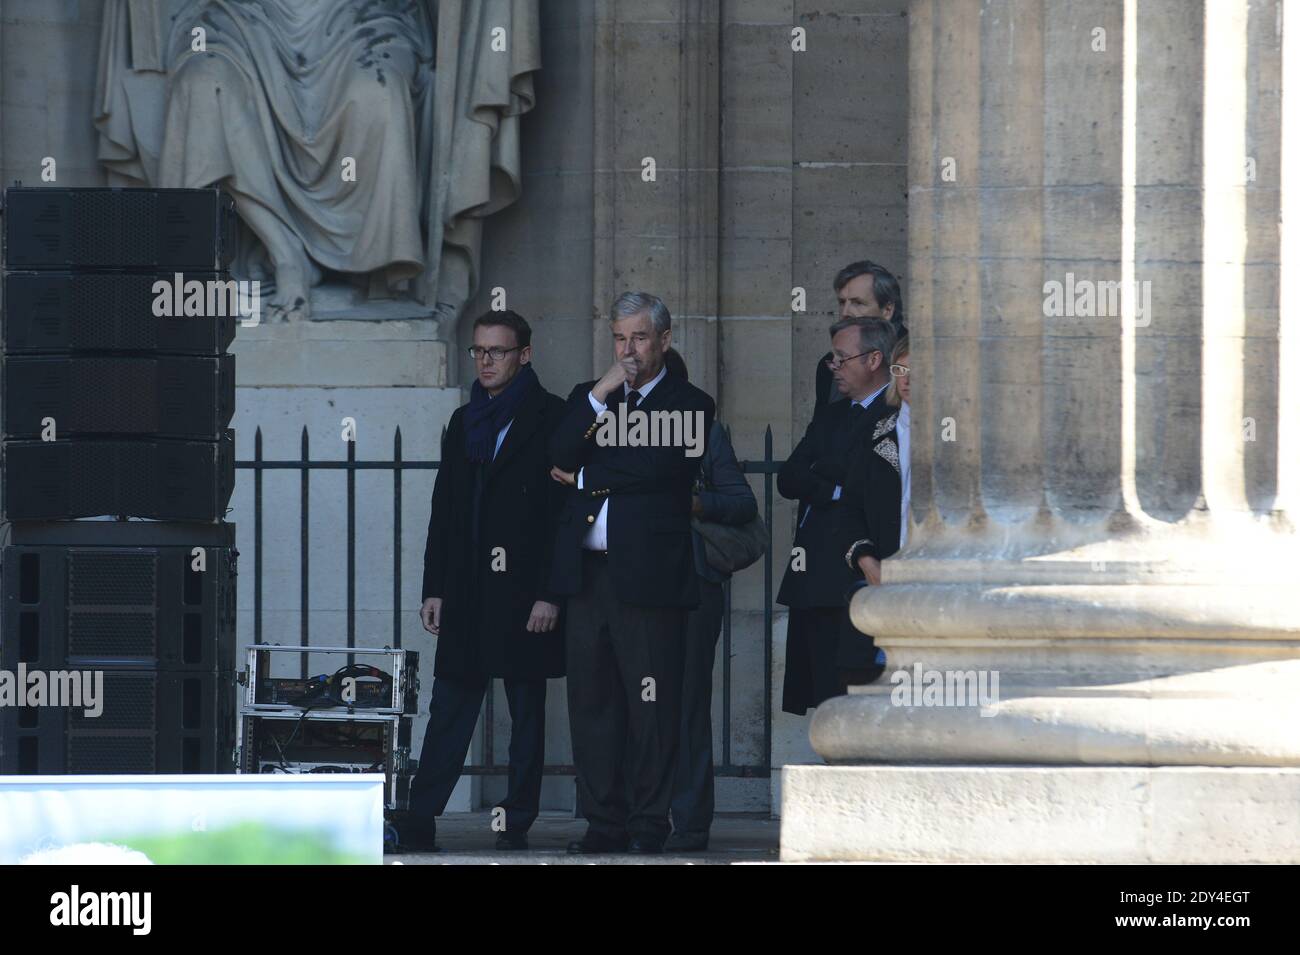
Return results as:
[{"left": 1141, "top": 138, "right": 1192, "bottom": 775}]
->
[{"left": 781, "top": 0, "right": 1300, "bottom": 863}]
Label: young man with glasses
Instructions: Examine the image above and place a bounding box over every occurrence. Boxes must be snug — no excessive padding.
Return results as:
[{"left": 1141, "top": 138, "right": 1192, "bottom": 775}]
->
[
  {"left": 399, "top": 309, "right": 567, "bottom": 852},
  {"left": 778, "top": 318, "right": 897, "bottom": 715}
]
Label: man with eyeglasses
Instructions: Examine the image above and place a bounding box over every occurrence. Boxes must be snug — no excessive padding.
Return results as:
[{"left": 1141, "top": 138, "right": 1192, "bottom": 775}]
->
[
  {"left": 399, "top": 309, "right": 567, "bottom": 853},
  {"left": 816, "top": 260, "right": 907, "bottom": 413},
  {"left": 778, "top": 317, "right": 897, "bottom": 715},
  {"left": 836, "top": 337, "right": 911, "bottom": 687}
]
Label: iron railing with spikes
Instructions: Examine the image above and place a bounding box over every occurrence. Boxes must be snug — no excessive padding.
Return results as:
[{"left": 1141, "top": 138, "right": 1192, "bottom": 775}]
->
[{"left": 237, "top": 425, "right": 780, "bottom": 778}]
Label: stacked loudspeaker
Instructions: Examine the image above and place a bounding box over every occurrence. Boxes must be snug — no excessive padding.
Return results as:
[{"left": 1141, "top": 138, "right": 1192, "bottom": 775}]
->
[{"left": 1, "top": 186, "right": 240, "bottom": 774}]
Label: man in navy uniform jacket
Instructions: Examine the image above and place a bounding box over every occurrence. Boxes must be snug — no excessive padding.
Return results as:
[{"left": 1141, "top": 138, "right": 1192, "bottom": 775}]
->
[{"left": 547, "top": 291, "right": 715, "bottom": 854}]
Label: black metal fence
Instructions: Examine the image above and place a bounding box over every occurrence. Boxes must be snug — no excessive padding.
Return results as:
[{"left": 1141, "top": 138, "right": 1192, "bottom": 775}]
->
[{"left": 237, "top": 425, "right": 780, "bottom": 779}]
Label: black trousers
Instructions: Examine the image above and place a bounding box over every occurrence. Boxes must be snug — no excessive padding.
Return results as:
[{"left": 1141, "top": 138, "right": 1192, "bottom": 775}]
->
[
  {"left": 567, "top": 550, "right": 686, "bottom": 843},
  {"left": 671, "top": 577, "right": 724, "bottom": 835},
  {"left": 782, "top": 604, "right": 876, "bottom": 715},
  {"left": 408, "top": 672, "right": 547, "bottom": 833}
]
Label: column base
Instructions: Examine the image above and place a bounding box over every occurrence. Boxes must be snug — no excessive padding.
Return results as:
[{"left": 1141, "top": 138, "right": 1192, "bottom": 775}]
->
[{"left": 779, "top": 764, "right": 1300, "bottom": 863}]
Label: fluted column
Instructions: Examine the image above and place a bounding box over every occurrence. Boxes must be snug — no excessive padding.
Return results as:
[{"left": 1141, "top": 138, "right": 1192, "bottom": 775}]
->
[{"left": 813, "top": 0, "right": 1300, "bottom": 766}]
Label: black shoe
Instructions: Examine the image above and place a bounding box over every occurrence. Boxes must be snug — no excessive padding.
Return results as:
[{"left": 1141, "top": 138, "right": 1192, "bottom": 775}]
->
[
  {"left": 496, "top": 831, "right": 528, "bottom": 851},
  {"left": 566, "top": 832, "right": 628, "bottom": 854},
  {"left": 627, "top": 837, "right": 664, "bottom": 854},
  {"left": 665, "top": 830, "right": 709, "bottom": 852},
  {"left": 391, "top": 812, "right": 439, "bottom": 852}
]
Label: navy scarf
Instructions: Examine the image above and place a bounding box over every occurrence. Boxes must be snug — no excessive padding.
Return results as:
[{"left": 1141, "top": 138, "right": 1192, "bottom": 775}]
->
[{"left": 464, "top": 363, "right": 539, "bottom": 464}]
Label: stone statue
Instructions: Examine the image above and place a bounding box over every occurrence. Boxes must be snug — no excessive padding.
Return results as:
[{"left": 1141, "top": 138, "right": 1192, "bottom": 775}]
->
[{"left": 94, "top": 0, "right": 540, "bottom": 327}]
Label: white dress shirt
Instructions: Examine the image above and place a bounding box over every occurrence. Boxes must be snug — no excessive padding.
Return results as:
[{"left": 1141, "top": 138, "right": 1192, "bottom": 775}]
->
[
  {"left": 897, "top": 400, "right": 911, "bottom": 547},
  {"left": 493, "top": 420, "right": 512, "bottom": 460},
  {"left": 578, "top": 363, "right": 669, "bottom": 550}
]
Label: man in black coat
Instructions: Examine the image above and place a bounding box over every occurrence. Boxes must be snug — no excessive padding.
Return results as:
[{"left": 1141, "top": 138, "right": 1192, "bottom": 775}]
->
[
  {"left": 403, "top": 310, "right": 567, "bottom": 852},
  {"left": 548, "top": 291, "right": 715, "bottom": 854},
  {"left": 778, "top": 316, "right": 897, "bottom": 715},
  {"left": 816, "top": 259, "right": 907, "bottom": 415},
  {"left": 836, "top": 389, "right": 906, "bottom": 684}
]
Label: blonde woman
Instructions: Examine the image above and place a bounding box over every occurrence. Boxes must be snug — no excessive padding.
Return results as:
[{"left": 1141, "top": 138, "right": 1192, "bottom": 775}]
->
[{"left": 884, "top": 337, "right": 910, "bottom": 549}]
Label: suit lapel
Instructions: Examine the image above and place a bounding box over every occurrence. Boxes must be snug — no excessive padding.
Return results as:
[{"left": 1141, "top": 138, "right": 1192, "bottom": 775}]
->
[
  {"left": 836, "top": 388, "right": 889, "bottom": 448},
  {"left": 636, "top": 371, "right": 681, "bottom": 413},
  {"left": 863, "top": 388, "right": 892, "bottom": 429},
  {"left": 831, "top": 398, "right": 866, "bottom": 445}
]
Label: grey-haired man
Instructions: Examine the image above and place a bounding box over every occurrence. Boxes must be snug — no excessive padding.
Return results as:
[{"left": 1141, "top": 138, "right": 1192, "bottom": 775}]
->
[{"left": 547, "top": 292, "right": 715, "bottom": 854}]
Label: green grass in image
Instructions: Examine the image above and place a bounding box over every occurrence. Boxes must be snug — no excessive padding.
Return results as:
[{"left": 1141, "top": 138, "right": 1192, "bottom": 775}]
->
[{"left": 110, "top": 821, "right": 373, "bottom": 864}]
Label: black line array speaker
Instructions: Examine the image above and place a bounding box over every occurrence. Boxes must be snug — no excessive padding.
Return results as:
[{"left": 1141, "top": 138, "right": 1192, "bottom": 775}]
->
[
  {"left": 1, "top": 186, "right": 240, "bottom": 775},
  {"left": 1, "top": 187, "right": 236, "bottom": 271},
  {"left": 0, "top": 522, "right": 237, "bottom": 774},
  {"left": 3, "top": 271, "right": 236, "bottom": 355},
  {"left": 1, "top": 186, "right": 238, "bottom": 524},
  {"left": 1, "top": 524, "right": 237, "bottom": 672},
  {"left": 2, "top": 354, "right": 235, "bottom": 439},
  {"left": 1, "top": 431, "right": 235, "bottom": 521}
]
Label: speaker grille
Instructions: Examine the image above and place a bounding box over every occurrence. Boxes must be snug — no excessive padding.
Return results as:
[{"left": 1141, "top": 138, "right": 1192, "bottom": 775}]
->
[
  {"left": 68, "top": 552, "right": 156, "bottom": 605},
  {"left": 68, "top": 612, "right": 157, "bottom": 657},
  {"left": 117, "top": 274, "right": 163, "bottom": 349},
  {"left": 71, "top": 274, "right": 113, "bottom": 348},
  {"left": 69, "top": 190, "right": 160, "bottom": 266},
  {"left": 71, "top": 192, "right": 111, "bottom": 266},
  {"left": 68, "top": 737, "right": 155, "bottom": 774},
  {"left": 122, "top": 192, "right": 158, "bottom": 264},
  {"left": 70, "top": 671, "right": 156, "bottom": 730}
]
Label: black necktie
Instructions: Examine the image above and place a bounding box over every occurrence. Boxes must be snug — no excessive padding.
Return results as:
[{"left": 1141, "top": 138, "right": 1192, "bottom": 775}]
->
[
  {"left": 627, "top": 389, "right": 642, "bottom": 411},
  {"left": 846, "top": 403, "right": 872, "bottom": 450}
]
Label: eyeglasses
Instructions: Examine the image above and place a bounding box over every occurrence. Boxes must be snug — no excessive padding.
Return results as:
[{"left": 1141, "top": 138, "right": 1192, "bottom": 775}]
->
[
  {"left": 467, "top": 345, "right": 522, "bottom": 363},
  {"left": 889, "top": 363, "right": 911, "bottom": 378},
  {"left": 823, "top": 349, "right": 881, "bottom": 370}
]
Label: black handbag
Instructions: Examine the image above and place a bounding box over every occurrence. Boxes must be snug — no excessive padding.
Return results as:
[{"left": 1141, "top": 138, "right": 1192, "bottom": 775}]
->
[
  {"left": 690, "top": 424, "right": 768, "bottom": 575},
  {"left": 691, "top": 512, "right": 768, "bottom": 576}
]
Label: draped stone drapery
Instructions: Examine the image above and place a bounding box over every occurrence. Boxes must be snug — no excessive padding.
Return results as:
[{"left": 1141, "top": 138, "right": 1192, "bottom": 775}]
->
[{"left": 94, "top": 0, "right": 540, "bottom": 326}]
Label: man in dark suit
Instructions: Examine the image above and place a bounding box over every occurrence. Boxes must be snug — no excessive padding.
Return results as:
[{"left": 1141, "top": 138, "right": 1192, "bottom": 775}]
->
[
  {"left": 548, "top": 291, "right": 715, "bottom": 854},
  {"left": 816, "top": 259, "right": 907, "bottom": 415},
  {"left": 778, "top": 317, "right": 897, "bottom": 715},
  {"left": 836, "top": 359, "right": 907, "bottom": 686},
  {"left": 401, "top": 309, "right": 567, "bottom": 852}
]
